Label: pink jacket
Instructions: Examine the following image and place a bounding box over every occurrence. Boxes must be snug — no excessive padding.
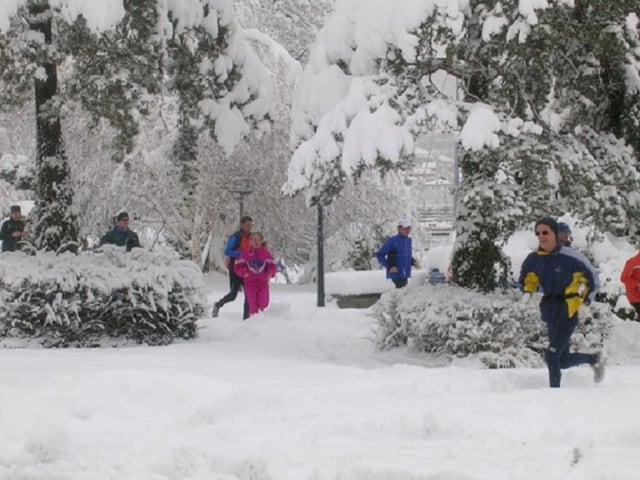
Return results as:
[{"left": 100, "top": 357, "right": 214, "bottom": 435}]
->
[{"left": 233, "top": 247, "right": 277, "bottom": 285}]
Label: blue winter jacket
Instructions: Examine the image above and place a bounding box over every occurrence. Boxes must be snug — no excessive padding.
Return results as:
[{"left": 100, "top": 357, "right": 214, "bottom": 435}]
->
[
  {"left": 376, "top": 234, "right": 413, "bottom": 280},
  {"left": 519, "top": 246, "right": 600, "bottom": 318},
  {"left": 100, "top": 226, "right": 141, "bottom": 251}
]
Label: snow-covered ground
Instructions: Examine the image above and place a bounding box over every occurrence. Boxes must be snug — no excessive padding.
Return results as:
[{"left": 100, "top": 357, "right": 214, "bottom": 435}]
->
[{"left": 1, "top": 272, "right": 640, "bottom": 480}]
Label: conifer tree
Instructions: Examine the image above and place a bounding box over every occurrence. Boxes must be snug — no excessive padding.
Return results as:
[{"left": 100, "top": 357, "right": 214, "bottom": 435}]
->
[{"left": 60, "top": 0, "right": 162, "bottom": 161}]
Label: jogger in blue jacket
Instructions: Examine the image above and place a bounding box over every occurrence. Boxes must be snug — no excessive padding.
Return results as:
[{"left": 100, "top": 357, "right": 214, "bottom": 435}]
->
[
  {"left": 376, "top": 218, "right": 416, "bottom": 288},
  {"left": 519, "top": 217, "right": 605, "bottom": 387}
]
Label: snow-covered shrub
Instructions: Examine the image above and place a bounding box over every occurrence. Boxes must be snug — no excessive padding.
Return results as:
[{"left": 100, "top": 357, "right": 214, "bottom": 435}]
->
[
  {"left": 594, "top": 275, "right": 637, "bottom": 322},
  {"left": 372, "top": 284, "right": 613, "bottom": 368},
  {"left": 0, "top": 246, "right": 205, "bottom": 347}
]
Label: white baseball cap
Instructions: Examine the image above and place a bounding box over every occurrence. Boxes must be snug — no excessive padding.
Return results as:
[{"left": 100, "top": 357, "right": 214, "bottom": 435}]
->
[{"left": 397, "top": 218, "right": 412, "bottom": 228}]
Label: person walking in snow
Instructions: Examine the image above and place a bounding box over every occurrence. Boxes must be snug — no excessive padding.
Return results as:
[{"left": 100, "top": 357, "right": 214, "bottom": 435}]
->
[
  {"left": 557, "top": 221, "right": 572, "bottom": 247},
  {"left": 518, "top": 217, "right": 605, "bottom": 388},
  {"left": 99, "top": 211, "right": 141, "bottom": 251},
  {"left": 233, "top": 232, "right": 277, "bottom": 318},
  {"left": 376, "top": 218, "right": 417, "bottom": 288},
  {"left": 0, "top": 205, "right": 25, "bottom": 252},
  {"left": 211, "top": 215, "right": 253, "bottom": 319},
  {"left": 620, "top": 248, "right": 640, "bottom": 319}
]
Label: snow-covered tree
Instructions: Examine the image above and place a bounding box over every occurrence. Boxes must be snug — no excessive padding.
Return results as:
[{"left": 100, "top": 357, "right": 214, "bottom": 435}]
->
[
  {"left": 0, "top": 0, "right": 274, "bottom": 257},
  {"left": 0, "top": 0, "right": 155, "bottom": 250},
  {"left": 0, "top": 2, "right": 81, "bottom": 251},
  {"left": 284, "top": 0, "right": 640, "bottom": 290},
  {"left": 450, "top": 2, "right": 640, "bottom": 290}
]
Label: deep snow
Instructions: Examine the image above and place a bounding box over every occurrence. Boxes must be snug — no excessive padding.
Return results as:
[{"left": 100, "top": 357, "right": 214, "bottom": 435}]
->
[{"left": 1, "top": 272, "right": 640, "bottom": 480}]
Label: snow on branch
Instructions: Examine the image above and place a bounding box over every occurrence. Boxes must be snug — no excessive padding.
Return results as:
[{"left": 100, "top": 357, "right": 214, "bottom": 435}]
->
[{"left": 0, "top": 0, "right": 126, "bottom": 33}]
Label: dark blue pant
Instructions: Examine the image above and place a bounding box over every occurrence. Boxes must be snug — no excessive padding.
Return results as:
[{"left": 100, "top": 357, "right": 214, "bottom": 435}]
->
[
  {"left": 392, "top": 278, "right": 408, "bottom": 288},
  {"left": 541, "top": 299, "right": 595, "bottom": 387},
  {"left": 215, "top": 271, "right": 249, "bottom": 320}
]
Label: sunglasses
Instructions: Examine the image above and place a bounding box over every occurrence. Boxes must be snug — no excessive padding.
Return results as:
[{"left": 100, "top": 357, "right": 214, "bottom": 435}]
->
[{"left": 535, "top": 230, "right": 550, "bottom": 236}]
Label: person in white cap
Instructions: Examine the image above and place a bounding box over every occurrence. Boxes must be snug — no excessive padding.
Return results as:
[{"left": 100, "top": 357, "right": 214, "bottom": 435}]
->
[{"left": 375, "top": 218, "right": 417, "bottom": 288}]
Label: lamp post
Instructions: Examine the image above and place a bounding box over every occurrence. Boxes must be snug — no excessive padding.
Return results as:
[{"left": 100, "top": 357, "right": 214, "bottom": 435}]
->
[
  {"left": 317, "top": 203, "right": 325, "bottom": 307},
  {"left": 230, "top": 178, "right": 254, "bottom": 221}
]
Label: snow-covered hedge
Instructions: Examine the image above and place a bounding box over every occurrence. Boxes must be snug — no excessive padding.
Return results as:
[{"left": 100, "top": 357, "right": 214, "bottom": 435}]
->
[
  {"left": 0, "top": 246, "right": 206, "bottom": 347},
  {"left": 372, "top": 284, "right": 613, "bottom": 369}
]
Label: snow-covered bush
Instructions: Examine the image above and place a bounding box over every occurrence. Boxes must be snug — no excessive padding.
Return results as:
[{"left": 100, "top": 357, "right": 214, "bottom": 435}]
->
[
  {"left": 372, "top": 284, "right": 613, "bottom": 369},
  {"left": 594, "top": 273, "right": 637, "bottom": 322},
  {"left": 0, "top": 246, "right": 205, "bottom": 347}
]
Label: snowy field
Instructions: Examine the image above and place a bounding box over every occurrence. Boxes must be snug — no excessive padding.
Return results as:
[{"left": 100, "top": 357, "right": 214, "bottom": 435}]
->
[{"left": 1, "top": 272, "right": 640, "bottom": 480}]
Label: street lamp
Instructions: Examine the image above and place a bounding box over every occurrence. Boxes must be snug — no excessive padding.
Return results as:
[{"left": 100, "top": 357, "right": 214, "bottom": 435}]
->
[
  {"left": 317, "top": 203, "right": 325, "bottom": 307},
  {"left": 230, "top": 178, "right": 254, "bottom": 221}
]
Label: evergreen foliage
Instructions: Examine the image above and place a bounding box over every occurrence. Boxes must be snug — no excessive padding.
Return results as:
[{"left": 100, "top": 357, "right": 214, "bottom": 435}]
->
[
  {"left": 339, "top": 224, "right": 386, "bottom": 271},
  {"left": 0, "top": 246, "right": 205, "bottom": 347},
  {"left": 60, "top": 0, "right": 163, "bottom": 161},
  {"left": 447, "top": 2, "right": 640, "bottom": 287}
]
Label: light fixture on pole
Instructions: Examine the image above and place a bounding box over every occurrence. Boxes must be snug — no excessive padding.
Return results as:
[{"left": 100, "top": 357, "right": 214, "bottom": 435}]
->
[{"left": 230, "top": 178, "right": 254, "bottom": 220}]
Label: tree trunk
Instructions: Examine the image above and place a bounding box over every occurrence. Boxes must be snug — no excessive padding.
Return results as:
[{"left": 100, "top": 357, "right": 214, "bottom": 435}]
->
[{"left": 28, "top": 1, "right": 79, "bottom": 252}]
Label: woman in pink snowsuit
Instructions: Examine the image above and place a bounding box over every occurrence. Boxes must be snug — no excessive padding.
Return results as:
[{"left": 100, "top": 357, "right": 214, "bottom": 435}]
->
[{"left": 233, "top": 232, "right": 277, "bottom": 317}]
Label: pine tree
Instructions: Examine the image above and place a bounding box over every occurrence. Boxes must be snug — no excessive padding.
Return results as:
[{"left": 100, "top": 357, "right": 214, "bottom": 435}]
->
[{"left": 60, "top": 0, "right": 162, "bottom": 161}]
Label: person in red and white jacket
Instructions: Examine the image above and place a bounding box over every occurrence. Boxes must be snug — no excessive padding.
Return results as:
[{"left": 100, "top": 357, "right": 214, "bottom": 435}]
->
[
  {"left": 620, "top": 248, "right": 640, "bottom": 318},
  {"left": 234, "top": 232, "right": 277, "bottom": 318}
]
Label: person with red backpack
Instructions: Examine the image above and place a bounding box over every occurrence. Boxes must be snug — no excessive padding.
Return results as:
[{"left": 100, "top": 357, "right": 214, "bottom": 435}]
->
[{"left": 212, "top": 216, "right": 253, "bottom": 319}]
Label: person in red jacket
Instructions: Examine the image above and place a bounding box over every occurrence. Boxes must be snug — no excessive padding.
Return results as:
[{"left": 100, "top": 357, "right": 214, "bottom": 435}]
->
[
  {"left": 620, "top": 250, "right": 640, "bottom": 318},
  {"left": 233, "top": 232, "right": 277, "bottom": 318}
]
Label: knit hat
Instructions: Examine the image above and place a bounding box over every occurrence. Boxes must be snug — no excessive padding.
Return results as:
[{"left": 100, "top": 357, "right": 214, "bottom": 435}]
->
[
  {"left": 535, "top": 216, "right": 558, "bottom": 236},
  {"left": 10, "top": 205, "right": 20, "bottom": 213},
  {"left": 117, "top": 211, "right": 129, "bottom": 221},
  {"left": 397, "top": 218, "right": 412, "bottom": 228},
  {"left": 557, "top": 222, "right": 571, "bottom": 233}
]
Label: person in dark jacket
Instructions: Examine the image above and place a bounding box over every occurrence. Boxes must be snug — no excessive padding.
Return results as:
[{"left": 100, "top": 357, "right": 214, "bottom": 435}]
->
[
  {"left": 0, "top": 205, "right": 25, "bottom": 252},
  {"left": 518, "top": 216, "right": 605, "bottom": 388},
  {"left": 211, "top": 215, "right": 253, "bottom": 319},
  {"left": 376, "top": 218, "right": 417, "bottom": 288},
  {"left": 99, "top": 211, "right": 141, "bottom": 251}
]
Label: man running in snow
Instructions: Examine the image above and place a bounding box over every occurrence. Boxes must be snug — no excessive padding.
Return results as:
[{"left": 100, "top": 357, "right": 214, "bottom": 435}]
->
[{"left": 519, "top": 217, "right": 605, "bottom": 388}]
